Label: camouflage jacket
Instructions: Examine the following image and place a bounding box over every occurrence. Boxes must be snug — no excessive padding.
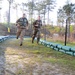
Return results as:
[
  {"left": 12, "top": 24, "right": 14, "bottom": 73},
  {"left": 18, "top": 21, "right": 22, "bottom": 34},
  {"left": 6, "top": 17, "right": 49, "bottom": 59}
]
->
[
  {"left": 33, "top": 20, "right": 42, "bottom": 28},
  {"left": 16, "top": 17, "right": 28, "bottom": 27}
]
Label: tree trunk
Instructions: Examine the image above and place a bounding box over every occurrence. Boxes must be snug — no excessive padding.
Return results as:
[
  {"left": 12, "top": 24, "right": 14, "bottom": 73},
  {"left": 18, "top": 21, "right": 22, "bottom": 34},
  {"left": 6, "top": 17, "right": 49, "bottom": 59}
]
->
[{"left": 47, "top": 8, "right": 49, "bottom": 25}]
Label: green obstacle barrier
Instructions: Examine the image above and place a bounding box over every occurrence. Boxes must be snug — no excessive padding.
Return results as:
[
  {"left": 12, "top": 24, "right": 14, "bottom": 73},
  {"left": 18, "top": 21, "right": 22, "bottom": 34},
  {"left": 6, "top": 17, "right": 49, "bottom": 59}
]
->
[
  {"left": 56, "top": 44, "right": 63, "bottom": 51},
  {"left": 39, "top": 39, "right": 75, "bottom": 56},
  {"left": 50, "top": 43, "right": 58, "bottom": 50},
  {"left": 60, "top": 46, "right": 72, "bottom": 54},
  {"left": 0, "top": 36, "right": 9, "bottom": 43},
  {"left": 44, "top": 41, "right": 50, "bottom": 47},
  {"left": 0, "top": 37, "right": 3, "bottom": 42},
  {"left": 70, "top": 47, "right": 75, "bottom": 56}
]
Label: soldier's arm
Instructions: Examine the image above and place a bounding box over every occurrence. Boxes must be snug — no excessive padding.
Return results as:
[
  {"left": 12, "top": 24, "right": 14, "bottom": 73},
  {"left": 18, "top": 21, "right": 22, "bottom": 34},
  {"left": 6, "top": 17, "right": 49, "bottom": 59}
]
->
[
  {"left": 33, "top": 20, "right": 37, "bottom": 26},
  {"left": 26, "top": 20, "right": 28, "bottom": 26},
  {"left": 16, "top": 18, "right": 21, "bottom": 23},
  {"left": 40, "top": 20, "right": 42, "bottom": 26},
  {"left": 16, "top": 18, "right": 21, "bottom": 26},
  {"left": 26, "top": 18, "right": 29, "bottom": 29}
]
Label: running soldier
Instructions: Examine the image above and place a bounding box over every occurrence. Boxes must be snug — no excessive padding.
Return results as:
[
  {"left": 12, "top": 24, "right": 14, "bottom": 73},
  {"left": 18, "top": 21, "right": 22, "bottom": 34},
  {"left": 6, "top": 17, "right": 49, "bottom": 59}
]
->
[
  {"left": 16, "top": 13, "right": 28, "bottom": 46},
  {"left": 32, "top": 16, "right": 42, "bottom": 44}
]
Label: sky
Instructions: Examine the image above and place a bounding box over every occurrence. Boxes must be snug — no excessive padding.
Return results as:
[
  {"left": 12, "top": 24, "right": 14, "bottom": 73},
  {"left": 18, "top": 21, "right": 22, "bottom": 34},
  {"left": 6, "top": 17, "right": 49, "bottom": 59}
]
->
[
  {"left": 1, "top": 0, "right": 75, "bottom": 24},
  {"left": 49, "top": 0, "right": 75, "bottom": 25}
]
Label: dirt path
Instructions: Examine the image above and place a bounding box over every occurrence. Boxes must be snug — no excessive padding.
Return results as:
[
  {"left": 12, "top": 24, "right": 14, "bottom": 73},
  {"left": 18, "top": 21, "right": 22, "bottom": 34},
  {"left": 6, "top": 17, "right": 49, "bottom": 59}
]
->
[{"left": 0, "top": 39, "right": 75, "bottom": 75}]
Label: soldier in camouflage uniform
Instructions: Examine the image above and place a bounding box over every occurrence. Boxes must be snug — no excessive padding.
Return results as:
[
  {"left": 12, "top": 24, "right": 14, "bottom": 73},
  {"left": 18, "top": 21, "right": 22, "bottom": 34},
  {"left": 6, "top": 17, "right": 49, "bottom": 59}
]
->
[
  {"left": 16, "top": 13, "right": 28, "bottom": 46},
  {"left": 32, "top": 16, "right": 42, "bottom": 44}
]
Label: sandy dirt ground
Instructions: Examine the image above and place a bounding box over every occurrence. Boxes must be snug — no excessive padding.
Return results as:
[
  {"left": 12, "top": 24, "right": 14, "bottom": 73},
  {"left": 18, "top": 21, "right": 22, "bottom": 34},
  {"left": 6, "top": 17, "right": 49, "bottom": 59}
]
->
[{"left": 0, "top": 39, "right": 75, "bottom": 75}]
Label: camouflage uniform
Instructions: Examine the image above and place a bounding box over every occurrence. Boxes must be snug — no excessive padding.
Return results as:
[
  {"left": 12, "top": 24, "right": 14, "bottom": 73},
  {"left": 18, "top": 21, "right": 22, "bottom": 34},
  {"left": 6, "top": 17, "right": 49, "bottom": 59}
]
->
[
  {"left": 32, "top": 19, "right": 42, "bottom": 44},
  {"left": 16, "top": 16, "right": 28, "bottom": 46}
]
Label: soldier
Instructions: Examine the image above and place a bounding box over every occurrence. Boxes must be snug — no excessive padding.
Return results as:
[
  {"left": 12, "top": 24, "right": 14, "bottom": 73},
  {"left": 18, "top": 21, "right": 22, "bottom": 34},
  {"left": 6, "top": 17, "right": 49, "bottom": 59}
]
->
[
  {"left": 16, "top": 13, "right": 28, "bottom": 46},
  {"left": 32, "top": 16, "right": 42, "bottom": 44}
]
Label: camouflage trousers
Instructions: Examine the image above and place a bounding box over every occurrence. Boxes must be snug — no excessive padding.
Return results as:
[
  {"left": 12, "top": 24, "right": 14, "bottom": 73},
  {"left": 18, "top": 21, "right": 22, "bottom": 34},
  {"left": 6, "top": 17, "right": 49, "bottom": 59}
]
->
[
  {"left": 32, "top": 28, "right": 41, "bottom": 43},
  {"left": 16, "top": 26, "right": 26, "bottom": 44}
]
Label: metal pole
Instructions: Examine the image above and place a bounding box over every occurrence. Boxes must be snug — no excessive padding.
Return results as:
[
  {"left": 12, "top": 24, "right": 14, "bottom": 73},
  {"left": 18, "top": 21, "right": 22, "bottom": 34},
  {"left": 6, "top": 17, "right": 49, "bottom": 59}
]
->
[
  {"left": 44, "top": 6, "right": 46, "bottom": 41},
  {"left": 7, "top": 0, "right": 13, "bottom": 33},
  {"left": 64, "top": 17, "right": 71, "bottom": 46},
  {"left": 8, "top": 1, "right": 10, "bottom": 26},
  {"left": 0, "top": 0, "right": 2, "bottom": 23},
  {"left": 7, "top": 1, "right": 10, "bottom": 33},
  {"left": 22, "top": 3, "right": 24, "bottom": 14},
  {"left": 65, "top": 19, "right": 68, "bottom": 46},
  {"left": 16, "top": 4, "right": 18, "bottom": 20},
  {"left": 44, "top": 12, "right": 46, "bottom": 40},
  {"left": 31, "top": 0, "right": 34, "bottom": 28},
  {"left": 0, "top": 8, "right": 2, "bottom": 23}
]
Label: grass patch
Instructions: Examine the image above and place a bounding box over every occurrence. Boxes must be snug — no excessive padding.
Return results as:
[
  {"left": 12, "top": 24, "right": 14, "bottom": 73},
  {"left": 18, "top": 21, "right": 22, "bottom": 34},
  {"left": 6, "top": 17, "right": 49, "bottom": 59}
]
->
[
  {"left": 46, "top": 38, "right": 75, "bottom": 47},
  {"left": 1, "top": 38, "right": 75, "bottom": 71}
]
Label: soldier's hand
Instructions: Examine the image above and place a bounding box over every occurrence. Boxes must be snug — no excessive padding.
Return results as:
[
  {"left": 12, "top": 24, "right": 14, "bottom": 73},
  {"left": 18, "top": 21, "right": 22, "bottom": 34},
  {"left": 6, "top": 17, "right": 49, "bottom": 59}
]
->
[
  {"left": 17, "top": 24, "right": 20, "bottom": 28},
  {"left": 16, "top": 23, "right": 17, "bottom": 26},
  {"left": 26, "top": 26, "right": 28, "bottom": 30}
]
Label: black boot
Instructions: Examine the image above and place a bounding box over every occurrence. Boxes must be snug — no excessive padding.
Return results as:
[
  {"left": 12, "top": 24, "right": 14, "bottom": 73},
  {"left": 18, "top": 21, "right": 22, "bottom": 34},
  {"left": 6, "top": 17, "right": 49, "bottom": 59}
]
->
[
  {"left": 32, "top": 39, "right": 34, "bottom": 43},
  {"left": 16, "top": 36, "right": 19, "bottom": 39},
  {"left": 37, "top": 38, "right": 40, "bottom": 44},
  {"left": 20, "top": 43, "right": 22, "bottom": 46},
  {"left": 32, "top": 36, "right": 35, "bottom": 43}
]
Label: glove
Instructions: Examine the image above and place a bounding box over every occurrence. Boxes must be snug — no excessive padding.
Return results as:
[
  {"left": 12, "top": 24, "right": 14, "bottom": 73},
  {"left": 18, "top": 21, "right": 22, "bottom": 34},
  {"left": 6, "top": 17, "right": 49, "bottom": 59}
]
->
[
  {"left": 16, "top": 23, "right": 17, "bottom": 26},
  {"left": 26, "top": 26, "right": 29, "bottom": 30}
]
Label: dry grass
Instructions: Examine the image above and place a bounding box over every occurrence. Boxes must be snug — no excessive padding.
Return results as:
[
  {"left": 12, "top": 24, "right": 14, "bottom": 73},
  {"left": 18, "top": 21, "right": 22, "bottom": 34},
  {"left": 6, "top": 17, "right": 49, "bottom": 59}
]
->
[{"left": 0, "top": 38, "right": 75, "bottom": 75}]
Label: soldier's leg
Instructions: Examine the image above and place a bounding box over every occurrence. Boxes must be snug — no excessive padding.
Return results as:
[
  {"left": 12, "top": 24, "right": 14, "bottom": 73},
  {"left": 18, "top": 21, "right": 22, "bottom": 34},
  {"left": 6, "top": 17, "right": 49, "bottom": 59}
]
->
[
  {"left": 16, "top": 28, "right": 22, "bottom": 39},
  {"left": 19, "top": 29, "right": 25, "bottom": 46},
  {"left": 32, "top": 29, "right": 37, "bottom": 43},
  {"left": 16, "top": 24, "right": 21, "bottom": 39},
  {"left": 37, "top": 29, "right": 41, "bottom": 44}
]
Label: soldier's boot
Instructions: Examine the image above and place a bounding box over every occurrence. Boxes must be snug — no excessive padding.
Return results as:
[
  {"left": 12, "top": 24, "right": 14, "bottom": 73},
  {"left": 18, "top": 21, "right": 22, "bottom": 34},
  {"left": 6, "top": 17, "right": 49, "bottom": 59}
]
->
[
  {"left": 16, "top": 29, "right": 22, "bottom": 39},
  {"left": 20, "top": 43, "right": 22, "bottom": 46},
  {"left": 37, "top": 37, "right": 40, "bottom": 44},
  {"left": 32, "top": 36, "right": 35, "bottom": 43},
  {"left": 16, "top": 32, "right": 21, "bottom": 39},
  {"left": 16, "top": 36, "right": 19, "bottom": 39},
  {"left": 20, "top": 38, "right": 23, "bottom": 46}
]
